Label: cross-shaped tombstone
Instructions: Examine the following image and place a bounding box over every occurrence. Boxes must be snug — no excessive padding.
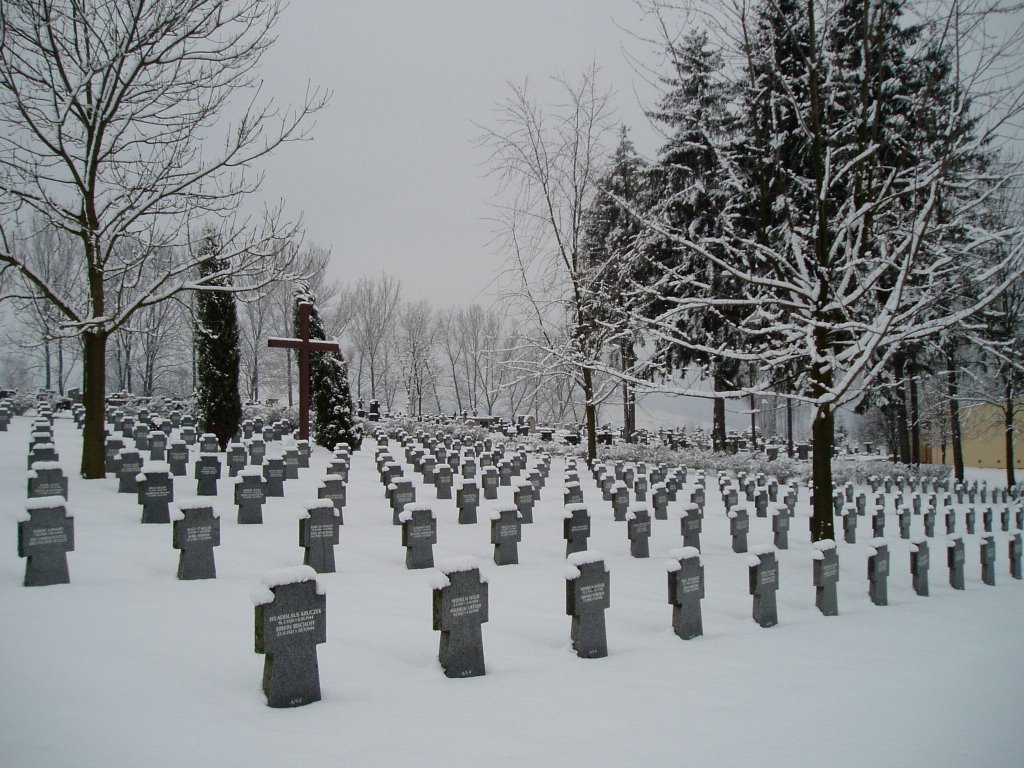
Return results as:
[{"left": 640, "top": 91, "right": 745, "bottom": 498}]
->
[
  {"left": 316, "top": 475, "right": 346, "bottom": 523},
  {"left": 172, "top": 500, "right": 220, "bottom": 580},
  {"left": 983, "top": 507, "right": 993, "bottom": 533},
  {"left": 27, "top": 442, "right": 59, "bottom": 470},
  {"left": 771, "top": 504, "right": 789, "bottom": 550},
  {"left": 400, "top": 504, "right": 437, "bottom": 570},
  {"left": 651, "top": 484, "right": 669, "bottom": 520},
  {"left": 634, "top": 475, "right": 649, "bottom": 502},
  {"left": 120, "top": 416, "right": 135, "bottom": 440},
  {"left": 117, "top": 448, "right": 143, "bottom": 494},
  {"left": 1009, "top": 533, "right": 1022, "bottom": 580},
  {"left": 300, "top": 500, "right": 341, "bottom": 574},
  {"left": 326, "top": 456, "right": 349, "bottom": 482},
  {"left": 842, "top": 507, "right": 858, "bottom": 544},
  {"left": 910, "top": 539, "right": 930, "bottom": 597},
  {"left": 867, "top": 539, "right": 889, "bottom": 606},
  {"left": 947, "top": 535, "right": 966, "bottom": 590},
  {"left": 247, "top": 437, "right": 267, "bottom": 467},
  {"left": 296, "top": 440, "right": 311, "bottom": 469},
  {"left": 133, "top": 423, "right": 150, "bottom": 452},
  {"left": 235, "top": 469, "right": 267, "bottom": 524},
  {"left": 254, "top": 566, "right": 327, "bottom": 707},
  {"left": 226, "top": 443, "right": 248, "bottom": 477},
  {"left": 267, "top": 303, "right": 341, "bottom": 441},
  {"left": 283, "top": 446, "right": 300, "bottom": 480},
  {"left": 27, "top": 461, "right": 68, "bottom": 500},
  {"left": 563, "top": 505, "right": 590, "bottom": 556},
  {"left": 145, "top": 429, "right": 166, "bottom": 461},
  {"left": 728, "top": 506, "right": 750, "bottom": 554},
  {"left": 194, "top": 453, "right": 221, "bottom": 496},
  {"left": 944, "top": 508, "right": 956, "bottom": 536},
  {"left": 980, "top": 535, "right": 996, "bottom": 586},
  {"left": 923, "top": 509, "right": 936, "bottom": 538},
  {"left": 432, "top": 559, "right": 488, "bottom": 678},
  {"left": 461, "top": 456, "right": 477, "bottom": 480},
  {"left": 755, "top": 489, "right": 769, "bottom": 518},
  {"left": 527, "top": 469, "right": 543, "bottom": 499},
  {"left": 626, "top": 505, "right": 651, "bottom": 558},
  {"left": 1016, "top": 507, "right": 1023, "bottom": 531},
  {"left": 514, "top": 481, "right": 535, "bottom": 524},
  {"left": 667, "top": 547, "right": 704, "bottom": 640},
  {"left": 1001, "top": 506, "right": 1011, "bottom": 533},
  {"left": 434, "top": 464, "right": 454, "bottom": 500},
  {"left": 137, "top": 462, "right": 174, "bottom": 524},
  {"left": 490, "top": 506, "right": 522, "bottom": 566},
  {"left": 748, "top": 547, "right": 780, "bottom": 628},
  {"left": 677, "top": 502, "right": 702, "bottom": 551},
  {"left": 388, "top": 479, "right": 416, "bottom": 525},
  {"left": 197, "top": 433, "right": 219, "bottom": 454},
  {"left": 564, "top": 482, "right": 584, "bottom": 507},
  {"left": 455, "top": 480, "right": 480, "bottom": 525},
  {"left": 104, "top": 436, "right": 124, "bottom": 475},
  {"left": 599, "top": 474, "right": 615, "bottom": 502},
  {"left": 866, "top": 507, "right": 883, "bottom": 539},
  {"left": 167, "top": 440, "right": 188, "bottom": 476},
  {"left": 263, "top": 455, "right": 287, "bottom": 498},
  {"left": 496, "top": 458, "right": 512, "bottom": 486},
  {"left": 898, "top": 508, "right": 912, "bottom": 539},
  {"left": 565, "top": 551, "right": 610, "bottom": 659},
  {"left": 611, "top": 482, "right": 630, "bottom": 522},
  {"left": 480, "top": 467, "right": 499, "bottom": 501},
  {"left": 18, "top": 497, "right": 74, "bottom": 586},
  {"left": 812, "top": 540, "right": 840, "bottom": 616}
]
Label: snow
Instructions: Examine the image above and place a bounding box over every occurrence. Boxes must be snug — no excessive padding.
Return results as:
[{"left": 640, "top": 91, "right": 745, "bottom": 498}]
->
[
  {"left": 252, "top": 565, "right": 323, "bottom": 604},
  {"left": 565, "top": 549, "right": 608, "bottom": 579},
  {"left": 139, "top": 461, "right": 171, "bottom": 476},
  {"left": 2, "top": 416, "right": 1023, "bottom": 768},
  {"left": 170, "top": 498, "right": 219, "bottom": 520},
  {"left": 24, "top": 495, "right": 69, "bottom": 511},
  {"left": 668, "top": 546, "right": 701, "bottom": 561},
  {"left": 562, "top": 504, "right": 587, "bottom": 517}
]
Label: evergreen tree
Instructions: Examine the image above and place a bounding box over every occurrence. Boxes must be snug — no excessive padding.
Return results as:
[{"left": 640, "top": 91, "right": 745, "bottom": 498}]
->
[
  {"left": 294, "top": 288, "right": 360, "bottom": 451},
  {"left": 194, "top": 227, "right": 242, "bottom": 450}
]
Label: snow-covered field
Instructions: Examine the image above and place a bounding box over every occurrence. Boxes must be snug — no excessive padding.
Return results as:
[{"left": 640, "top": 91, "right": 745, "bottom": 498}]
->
[{"left": 2, "top": 414, "right": 1022, "bottom": 768}]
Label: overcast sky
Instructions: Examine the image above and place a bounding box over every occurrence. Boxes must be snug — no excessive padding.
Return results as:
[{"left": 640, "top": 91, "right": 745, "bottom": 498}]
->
[{"left": 253, "top": 0, "right": 664, "bottom": 306}]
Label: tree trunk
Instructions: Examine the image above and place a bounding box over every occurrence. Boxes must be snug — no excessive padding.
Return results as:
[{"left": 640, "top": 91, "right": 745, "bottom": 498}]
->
[
  {"left": 712, "top": 369, "right": 728, "bottom": 452},
  {"left": 944, "top": 343, "right": 965, "bottom": 482},
  {"left": 786, "top": 397, "right": 795, "bottom": 458},
  {"left": 810, "top": 405, "right": 836, "bottom": 542},
  {"left": 909, "top": 365, "right": 921, "bottom": 466},
  {"left": 44, "top": 339, "right": 52, "bottom": 390},
  {"left": 80, "top": 330, "right": 108, "bottom": 479},
  {"left": 582, "top": 365, "right": 598, "bottom": 468},
  {"left": 1006, "top": 380, "right": 1016, "bottom": 487},
  {"left": 893, "top": 354, "right": 911, "bottom": 463},
  {"left": 620, "top": 338, "right": 636, "bottom": 442},
  {"left": 287, "top": 348, "right": 294, "bottom": 407},
  {"left": 749, "top": 392, "right": 757, "bottom": 449},
  {"left": 57, "top": 339, "right": 64, "bottom": 395}
]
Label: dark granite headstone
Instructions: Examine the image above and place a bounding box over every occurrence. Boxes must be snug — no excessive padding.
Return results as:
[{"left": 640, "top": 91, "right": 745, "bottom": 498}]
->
[
  {"left": 729, "top": 506, "right": 750, "bottom": 553},
  {"left": 966, "top": 507, "right": 976, "bottom": 535},
  {"left": 565, "top": 553, "right": 610, "bottom": 658},
  {"left": 194, "top": 454, "right": 221, "bottom": 496},
  {"left": 1010, "top": 533, "right": 1022, "bottom": 580},
  {"left": 456, "top": 481, "right": 479, "bottom": 525},
  {"left": 147, "top": 431, "right": 167, "bottom": 462},
  {"left": 434, "top": 464, "right": 454, "bottom": 500},
  {"left": 898, "top": 508, "right": 911, "bottom": 539},
  {"left": 388, "top": 479, "right": 416, "bottom": 525},
  {"left": 490, "top": 506, "right": 522, "bottom": 566},
  {"left": 667, "top": 548, "right": 704, "bottom": 640},
  {"left": 564, "top": 482, "right": 584, "bottom": 507},
  {"left": 172, "top": 501, "right": 220, "bottom": 579},
  {"left": 283, "top": 447, "right": 300, "bottom": 480},
  {"left": 432, "top": 562, "right": 488, "bottom": 678},
  {"left": 947, "top": 536, "right": 965, "bottom": 590},
  {"left": 749, "top": 548, "right": 779, "bottom": 628},
  {"left": 317, "top": 476, "right": 346, "bottom": 523},
  {"left": 983, "top": 507, "right": 993, "bottom": 533},
  {"left": 652, "top": 484, "right": 669, "bottom": 520},
  {"left": 264, "top": 456, "right": 287, "bottom": 497},
  {"left": 923, "top": 509, "right": 936, "bottom": 538},
  {"left": 634, "top": 475, "right": 648, "bottom": 502},
  {"left": 137, "top": 463, "right": 174, "bottom": 523},
  {"left": 867, "top": 539, "right": 889, "bottom": 606},
  {"left": 300, "top": 500, "right": 341, "bottom": 573},
  {"left": 235, "top": 469, "right": 267, "bottom": 524},
  {"left": 248, "top": 438, "right": 266, "bottom": 467},
  {"left": 611, "top": 483, "right": 630, "bottom": 522},
  {"left": 481, "top": 468, "right": 499, "bottom": 501},
  {"left": 296, "top": 440, "right": 311, "bottom": 469},
  {"left": 679, "top": 503, "right": 702, "bottom": 550},
  {"left": 945, "top": 509, "right": 956, "bottom": 536},
  {"left": 27, "top": 462, "right": 68, "bottom": 500},
  {"left": 514, "top": 482, "right": 535, "bottom": 524},
  {"left": 18, "top": 498, "right": 74, "bottom": 586},
  {"left": 117, "top": 448, "right": 143, "bottom": 493},
  {"left": 400, "top": 505, "right": 437, "bottom": 569},
  {"left": 168, "top": 440, "right": 188, "bottom": 476},
  {"left": 910, "top": 539, "right": 930, "bottom": 597},
  {"left": 626, "top": 506, "right": 651, "bottom": 558},
  {"left": 198, "top": 433, "right": 219, "bottom": 454},
  {"left": 771, "top": 505, "right": 789, "bottom": 550},
  {"left": 980, "top": 535, "right": 996, "bottom": 586},
  {"left": 226, "top": 444, "right": 248, "bottom": 477},
  {"left": 563, "top": 505, "right": 590, "bottom": 556},
  {"left": 813, "top": 541, "right": 839, "bottom": 616},
  {"left": 842, "top": 508, "right": 857, "bottom": 544},
  {"left": 254, "top": 568, "right": 326, "bottom": 707}
]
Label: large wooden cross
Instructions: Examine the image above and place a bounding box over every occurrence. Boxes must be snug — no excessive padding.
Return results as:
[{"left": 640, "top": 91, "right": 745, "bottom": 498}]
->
[{"left": 267, "top": 302, "right": 340, "bottom": 441}]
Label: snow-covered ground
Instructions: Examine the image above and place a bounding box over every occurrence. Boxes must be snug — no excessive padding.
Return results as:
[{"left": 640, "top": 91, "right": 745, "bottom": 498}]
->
[{"left": 2, "top": 414, "right": 1022, "bottom": 768}]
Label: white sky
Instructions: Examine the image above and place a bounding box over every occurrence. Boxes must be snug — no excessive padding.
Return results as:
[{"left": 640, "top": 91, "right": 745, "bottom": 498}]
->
[{"left": 253, "top": 0, "right": 664, "bottom": 306}]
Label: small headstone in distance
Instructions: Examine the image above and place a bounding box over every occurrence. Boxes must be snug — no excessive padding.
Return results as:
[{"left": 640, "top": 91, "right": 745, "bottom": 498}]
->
[
  {"left": 300, "top": 500, "right": 341, "bottom": 574},
  {"left": 167, "top": 440, "right": 188, "bottom": 476},
  {"left": 434, "top": 464, "right": 454, "bottom": 500},
  {"left": 813, "top": 540, "right": 840, "bottom": 616},
  {"left": 432, "top": 559, "right": 488, "bottom": 678},
  {"left": 667, "top": 547, "right": 704, "bottom": 640},
  {"left": 1001, "top": 507, "right": 1011, "bottom": 533},
  {"left": 317, "top": 476, "right": 346, "bottom": 523},
  {"left": 283, "top": 447, "right": 300, "bottom": 480},
  {"left": 983, "top": 507, "right": 993, "bottom": 533},
  {"left": 564, "top": 482, "right": 584, "bottom": 507},
  {"left": 514, "top": 482, "right": 535, "bottom": 524},
  {"left": 27, "top": 461, "right": 68, "bottom": 500},
  {"left": 481, "top": 468, "right": 499, "bottom": 501},
  {"left": 634, "top": 475, "right": 648, "bottom": 502},
  {"left": 651, "top": 484, "right": 669, "bottom": 520},
  {"left": 748, "top": 546, "right": 779, "bottom": 628},
  {"left": 490, "top": 506, "right": 522, "bottom": 566},
  {"left": 565, "top": 551, "right": 610, "bottom": 658},
  {"left": 17, "top": 497, "right": 74, "bottom": 586},
  {"left": 1009, "top": 533, "right": 1022, "bottom": 581},
  {"left": 117, "top": 448, "right": 143, "bottom": 494},
  {"left": 296, "top": 440, "right": 311, "bottom": 469},
  {"left": 253, "top": 566, "right": 326, "bottom": 707},
  {"left": 198, "top": 433, "right": 219, "bottom": 454},
  {"left": 563, "top": 505, "right": 590, "bottom": 556},
  {"left": 980, "top": 535, "right": 996, "bottom": 586},
  {"left": 841, "top": 508, "right": 857, "bottom": 544},
  {"left": 248, "top": 438, "right": 267, "bottom": 467},
  {"left": 898, "top": 508, "right": 911, "bottom": 540},
  {"left": 867, "top": 539, "right": 889, "bottom": 606},
  {"left": 611, "top": 483, "right": 630, "bottom": 522},
  {"left": 147, "top": 430, "right": 167, "bottom": 461},
  {"left": 680, "top": 503, "right": 703, "bottom": 550},
  {"left": 729, "top": 506, "right": 750, "bottom": 554},
  {"left": 947, "top": 536, "right": 965, "bottom": 590},
  {"left": 771, "top": 505, "right": 789, "bottom": 550},
  {"left": 455, "top": 480, "right": 479, "bottom": 525},
  {"left": 235, "top": 469, "right": 267, "bottom": 524},
  {"left": 388, "top": 479, "right": 416, "bottom": 525},
  {"left": 171, "top": 501, "right": 220, "bottom": 580},
  {"left": 226, "top": 444, "right": 248, "bottom": 477},
  {"left": 923, "top": 509, "right": 936, "bottom": 538},
  {"left": 626, "top": 505, "right": 651, "bottom": 559},
  {"left": 400, "top": 504, "right": 437, "bottom": 570},
  {"left": 27, "top": 442, "right": 59, "bottom": 471},
  {"left": 194, "top": 453, "right": 221, "bottom": 496},
  {"left": 264, "top": 455, "right": 287, "bottom": 498},
  {"left": 910, "top": 539, "right": 930, "bottom": 597},
  {"left": 137, "top": 462, "right": 174, "bottom": 524}
]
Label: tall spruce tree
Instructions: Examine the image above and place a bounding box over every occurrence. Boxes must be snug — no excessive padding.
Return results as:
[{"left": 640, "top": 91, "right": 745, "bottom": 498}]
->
[
  {"left": 194, "top": 228, "right": 242, "bottom": 450},
  {"left": 294, "top": 288, "right": 360, "bottom": 451}
]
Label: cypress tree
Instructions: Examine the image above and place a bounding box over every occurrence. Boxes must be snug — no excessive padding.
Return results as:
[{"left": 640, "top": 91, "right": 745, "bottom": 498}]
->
[{"left": 194, "top": 227, "right": 242, "bottom": 450}]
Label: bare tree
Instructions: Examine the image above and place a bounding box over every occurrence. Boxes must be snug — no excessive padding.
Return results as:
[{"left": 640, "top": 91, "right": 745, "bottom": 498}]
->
[
  {"left": 0, "top": 0, "right": 327, "bottom": 477},
  {"left": 348, "top": 273, "right": 403, "bottom": 403}
]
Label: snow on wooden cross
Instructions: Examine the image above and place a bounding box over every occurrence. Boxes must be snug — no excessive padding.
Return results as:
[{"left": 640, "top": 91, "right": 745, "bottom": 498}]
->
[{"left": 267, "top": 302, "right": 341, "bottom": 441}]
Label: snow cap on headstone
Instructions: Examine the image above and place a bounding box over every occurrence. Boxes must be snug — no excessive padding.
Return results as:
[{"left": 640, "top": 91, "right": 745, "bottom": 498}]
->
[{"left": 565, "top": 549, "right": 607, "bottom": 579}]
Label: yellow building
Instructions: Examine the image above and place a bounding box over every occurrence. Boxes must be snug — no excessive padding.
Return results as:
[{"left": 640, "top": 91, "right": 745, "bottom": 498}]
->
[{"left": 926, "top": 400, "right": 1024, "bottom": 474}]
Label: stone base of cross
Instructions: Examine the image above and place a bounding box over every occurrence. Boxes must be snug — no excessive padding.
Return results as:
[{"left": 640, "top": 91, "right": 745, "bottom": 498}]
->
[{"left": 268, "top": 302, "right": 340, "bottom": 441}]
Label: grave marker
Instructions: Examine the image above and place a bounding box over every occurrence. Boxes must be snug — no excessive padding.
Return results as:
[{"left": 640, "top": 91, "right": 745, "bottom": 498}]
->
[
  {"left": 626, "top": 505, "right": 651, "bottom": 558},
  {"left": 1010, "top": 533, "right": 1022, "bottom": 580},
  {"left": 171, "top": 500, "right": 220, "bottom": 579},
  {"left": 235, "top": 469, "right": 267, "bottom": 524},
  {"left": 117, "top": 448, "right": 143, "bottom": 494},
  {"left": 432, "top": 559, "right": 488, "bottom": 678},
  {"left": 771, "top": 504, "right": 789, "bottom": 550},
  {"left": 565, "top": 551, "right": 610, "bottom": 658},
  {"left": 563, "top": 505, "right": 590, "bottom": 556},
  {"left": 666, "top": 547, "right": 704, "bottom": 640},
  {"left": 980, "top": 535, "right": 996, "bottom": 586},
  {"left": 400, "top": 504, "right": 437, "bottom": 570},
  {"left": 27, "top": 461, "right": 68, "bottom": 500},
  {"left": 812, "top": 540, "right": 839, "bottom": 616},
  {"left": 168, "top": 440, "right": 188, "bottom": 476},
  {"left": 17, "top": 497, "right": 74, "bottom": 586},
  {"left": 137, "top": 462, "right": 173, "bottom": 524},
  {"left": 317, "top": 476, "right": 346, "bottom": 523},
  {"left": 455, "top": 480, "right": 480, "bottom": 525},
  {"left": 263, "top": 455, "right": 287, "bottom": 497},
  {"left": 910, "top": 539, "right": 930, "bottom": 597},
  {"left": 748, "top": 547, "right": 779, "bottom": 628},
  {"left": 490, "top": 506, "right": 522, "bottom": 566},
  {"left": 728, "top": 506, "right": 750, "bottom": 554},
  {"left": 867, "top": 539, "right": 889, "bottom": 606},
  {"left": 514, "top": 482, "right": 535, "bottom": 524},
  {"left": 300, "top": 500, "right": 341, "bottom": 574},
  {"left": 194, "top": 453, "right": 221, "bottom": 496},
  {"left": 947, "top": 535, "right": 965, "bottom": 590}
]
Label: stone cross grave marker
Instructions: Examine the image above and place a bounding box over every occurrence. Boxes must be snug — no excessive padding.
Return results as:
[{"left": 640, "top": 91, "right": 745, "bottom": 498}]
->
[
  {"left": 563, "top": 505, "right": 590, "bottom": 556},
  {"left": 263, "top": 455, "right": 287, "bottom": 497},
  {"left": 771, "top": 505, "right": 789, "bottom": 550},
  {"left": 432, "top": 560, "right": 488, "bottom": 678},
  {"left": 966, "top": 507, "right": 976, "bottom": 535},
  {"left": 194, "top": 453, "right": 221, "bottom": 496},
  {"left": 947, "top": 535, "right": 965, "bottom": 590},
  {"left": 611, "top": 482, "right": 630, "bottom": 522},
  {"left": 317, "top": 476, "right": 346, "bottom": 523},
  {"left": 253, "top": 566, "right": 326, "bottom": 707},
  {"left": 117, "top": 448, "right": 143, "bottom": 494},
  {"left": 872, "top": 508, "right": 885, "bottom": 539},
  {"left": 491, "top": 506, "right": 522, "bottom": 566},
  {"left": 626, "top": 505, "right": 651, "bottom": 558},
  {"left": 400, "top": 504, "right": 437, "bottom": 570},
  {"left": 168, "top": 440, "right": 188, "bottom": 476},
  {"left": 514, "top": 481, "right": 535, "bottom": 524},
  {"left": 481, "top": 467, "right": 499, "bottom": 501},
  {"left": 729, "top": 506, "right": 750, "bottom": 554},
  {"left": 748, "top": 547, "right": 779, "bottom": 628},
  {"left": 456, "top": 480, "right": 479, "bottom": 525},
  {"left": 226, "top": 443, "right": 247, "bottom": 477},
  {"left": 248, "top": 437, "right": 266, "bottom": 467},
  {"left": 813, "top": 540, "right": 840, "bottom": 616},
  {"left": 867, "top": 539, "right": 889, "bottom": 606},
  {"left": 283, "top": 446, "right": 300, "bottom": 480},
  {"left": 910, "top": 539, "right": 930, "bottom": 597},
  {"left": 27, "top": 442, "right": 58, "bottom": 470},
  {"left": 267, "top": 302, "right": 341, "bottom": 441},
  {"left": 434, "top": 464, "right": 453, "bottom": 500},
  {"left": 27, "top": 461, "right": 68, "bottom": 501},
  {"left": 681, "top": 503, "right": 703, "bottom": 550},
  {"left": 667, "top": 547, "right": 704, "bottom": 640},
  {"left": 1010, "top": 533, "right": 1022, "bottom": 580},
  {"left": 198, "top": 433, "right": 219, "bottom": 454},
  {"left": 137, "top": 462, "right": 174, "bottom": 524},
  {"left": 565, "top": 552, "right": 610, "bottom": 658},
  {"left": 18, "top": 497, "right": 74, "bottom": 586},
  {"left": 564, "top": 482, "right": 584, "bottom": 507},
  {"left": 981, "top": 535, "right": 996, "bottom": 586},
  {"left": 172, "top": 501, "right": 220, "bottom": 580},
  {"left": 235, "top": 469, "right": 267, "bottom": 524},
  {"left": 300, "top": 500, "right": 341, "bottom": 574},
  {"left": 842, "top": 508, "right": 857, "bottom": 544},
  {"left": 388, "top": 479, "right": 416, "bottom": 525},
  {"left": 148, "top": 431, "right": 167, "bottom": 462},
  {"left": 898, "top": 508, "right": 911, "bottom": 539}
]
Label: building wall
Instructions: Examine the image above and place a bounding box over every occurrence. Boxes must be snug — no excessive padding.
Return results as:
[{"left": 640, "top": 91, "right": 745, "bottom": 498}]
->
[{"left": 926, "top": 401, "right": 1024, "bottom": 473}]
